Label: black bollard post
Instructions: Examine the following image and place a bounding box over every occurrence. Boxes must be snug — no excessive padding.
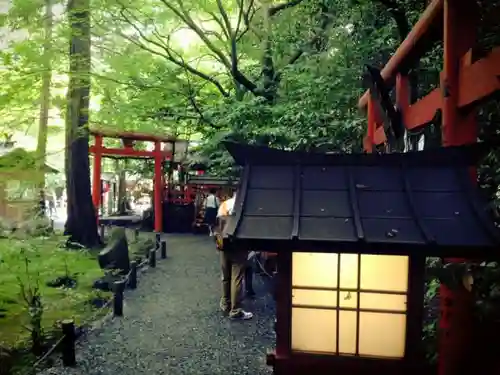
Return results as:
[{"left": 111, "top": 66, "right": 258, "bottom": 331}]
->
[
  {"left": 128, "top": 261, "right": 137, "bottom": 290},
  {"left": 155, "top": 232, "right": 161, "bottom": 250},
  {"left": 160, "top": 240, "right": 167, "bottom": 259},
  {"left": 113, "top": 279, "right": 126, "bottom": 317},
  {"left": 149, "top": 248, "right": 156, "bottom": 268},
  {"left": 61, "top": 319, "right": 76, "bottom": 367},
  {"left": 134, "top": 228, "right": 139, "bottom": 242}
]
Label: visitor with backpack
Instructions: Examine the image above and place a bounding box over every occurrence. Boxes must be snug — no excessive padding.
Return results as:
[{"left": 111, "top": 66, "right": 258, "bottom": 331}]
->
[{"left": 216, "top": 191, "right": 253, "bottom": 320}]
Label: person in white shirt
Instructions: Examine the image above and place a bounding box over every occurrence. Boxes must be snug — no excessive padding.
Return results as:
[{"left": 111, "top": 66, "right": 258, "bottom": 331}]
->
[
  {"left": 203, "top": 188, "right": 220, "bottom": 236},
  {"left": 216, "top": 191, "right": 253, "bottom": 320}
]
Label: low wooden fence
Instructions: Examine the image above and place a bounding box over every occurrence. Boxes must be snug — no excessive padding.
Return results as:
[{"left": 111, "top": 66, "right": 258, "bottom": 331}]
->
[{"left": 27, "top": 232, "right": 168, "bottom": 374}]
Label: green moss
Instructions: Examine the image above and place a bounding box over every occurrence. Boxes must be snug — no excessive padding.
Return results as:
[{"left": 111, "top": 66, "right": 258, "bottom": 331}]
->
[
  {"left": 127, "top": 231, "right": 155, "bottom": 261},
  {"left": 0, "top": 235, "right": 109, "bottom": 350}
]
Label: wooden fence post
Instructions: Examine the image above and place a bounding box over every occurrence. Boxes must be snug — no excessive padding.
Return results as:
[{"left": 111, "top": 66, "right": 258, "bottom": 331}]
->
[
  {"left": 61, "top": 319, "right": 76, "bottom": 367},
  {"left": 161, "top": 240, "right": 167, "bottom": 259},
  {"left": 113, "top": 279, "right": 126, "bottom": 317},
  {"left": 155, "top": 233, "right": 161, "bottom": 250},
  {"left": 149, "top": 248, "right": 156, "bottom": 268}
]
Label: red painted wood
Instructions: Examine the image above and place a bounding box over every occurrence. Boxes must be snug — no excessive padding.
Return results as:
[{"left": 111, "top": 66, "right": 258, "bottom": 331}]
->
[
  {"left": 395, "top": 73, "right": 410, "bottom": 112},
  {"left": 366, "top": 97, "right": 376, "bottom": 153},
  {"left": 439, "top": 2, "right": 478, "bottom": 375},
  {"left": 358, "top": 0, "right": 444, "bottom": 109},
  {"left": 89, "top": 145, "right": 172, "bottom": 159},
  {"left": 154, "top": 141, "right": 163, "bottom": 233},
  {"left": 270, "top": 352, "right": 435, "bottom": 375},
  {"left": 275, "top": 251, "right": 292, "bottom": 357},
  {"left": 90, "top": 129, "right": 178, "bottom": 143},
  {"left": 88, "top": 131, "right": 185, "bottom": 233},
  {"left": 403, "top": 88, "right": 442, "bottom": 130},
  {"left": 369, "top": 48, "right": 500, "bottom": 145},
  {"left": 92, "top": 135, "right": 103, "bottom": 211},
  {"left": 358, "top": 0, "right": 496, "bottom": 374}
]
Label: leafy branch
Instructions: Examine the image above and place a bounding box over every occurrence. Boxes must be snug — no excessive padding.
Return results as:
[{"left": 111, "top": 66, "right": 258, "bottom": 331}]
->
[{"left": 105, "top": 2, "right": 230, "bottom": 97}]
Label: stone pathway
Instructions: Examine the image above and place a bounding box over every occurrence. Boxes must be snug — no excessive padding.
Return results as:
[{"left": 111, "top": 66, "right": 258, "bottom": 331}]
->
[{"left": 40, "top": 234, "right": 276, "bottom": 375}]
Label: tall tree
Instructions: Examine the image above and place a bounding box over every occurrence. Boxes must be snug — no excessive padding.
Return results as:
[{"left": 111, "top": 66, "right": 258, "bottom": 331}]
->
[
  {"left": 35, "top": 0, "right": 53, "bottom": 190},
  {"left": 64, "top": 0, "right": 100, "bottom": 247}
]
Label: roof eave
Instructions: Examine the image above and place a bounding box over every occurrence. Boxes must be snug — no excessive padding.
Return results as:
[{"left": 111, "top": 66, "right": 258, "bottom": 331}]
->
[{"left": 222, "top": 237, "right": 497, "bottom": 259}]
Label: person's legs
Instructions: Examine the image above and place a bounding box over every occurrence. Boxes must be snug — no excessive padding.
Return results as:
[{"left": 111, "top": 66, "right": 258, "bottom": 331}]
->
[
  {"left": 229, "top": 250, "right": 253, "bottom": 320},
  {"left": 220, "top": 251, "right": 231, "bottom": 313},
  {"left": 205, "top": 207, "right": 216, "bottom": 236},
  {"left": 229, "top": 259, "right": 245, "bottom": 316}
]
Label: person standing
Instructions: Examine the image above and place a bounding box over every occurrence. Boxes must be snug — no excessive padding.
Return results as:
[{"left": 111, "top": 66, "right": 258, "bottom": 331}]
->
[
  {"left": 217, "top": 191, "right": 253, "bottom": 320},
  {"left": 203, "top": 188, "right": 220, "bottom": 236}
]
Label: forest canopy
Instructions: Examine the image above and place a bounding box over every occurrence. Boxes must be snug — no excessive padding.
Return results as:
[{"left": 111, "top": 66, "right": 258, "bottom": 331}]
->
[
  {"left": 0, "top": 0, "right": 427, "bottom": 172},
  {"left": 0, "top": 0, "right": 499, "bottom": 191}
]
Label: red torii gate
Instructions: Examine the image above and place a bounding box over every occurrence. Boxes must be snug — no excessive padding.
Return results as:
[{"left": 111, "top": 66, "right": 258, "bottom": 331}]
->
[
  {"left": 89, "top": 129, "right": 184, "bottom": 233},
  {"left": 358, "top": 1, "right": 500, "bottom": 375}
]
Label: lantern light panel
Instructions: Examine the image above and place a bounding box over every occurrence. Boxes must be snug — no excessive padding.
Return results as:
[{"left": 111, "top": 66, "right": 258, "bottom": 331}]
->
[{"left": 291, "top": 253, "right": 408, "bottom": 358}]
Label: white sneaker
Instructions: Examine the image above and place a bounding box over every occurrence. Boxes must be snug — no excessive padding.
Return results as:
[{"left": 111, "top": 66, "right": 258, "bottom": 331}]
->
[{"left": 229, "top": 310, "right": 253, "bottom": 320}]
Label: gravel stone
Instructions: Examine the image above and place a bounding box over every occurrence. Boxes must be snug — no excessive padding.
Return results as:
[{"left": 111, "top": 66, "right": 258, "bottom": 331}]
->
[{"left": 38, "top": 234, "right": 276, "bottom": 375}]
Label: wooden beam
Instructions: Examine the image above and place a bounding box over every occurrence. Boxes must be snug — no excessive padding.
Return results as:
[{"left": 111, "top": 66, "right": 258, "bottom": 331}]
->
[
  {"left": 369, "top": 47, "right": 500, "bottom": 145},
  {"left": 89, "top": 145, "right": 172, "bottom": 159},
  {"left": 89, "top": 129, "right": 185, "bottom": 143},
  {"left": 358, "top": 0, "right": 444, "bottom": 109}
]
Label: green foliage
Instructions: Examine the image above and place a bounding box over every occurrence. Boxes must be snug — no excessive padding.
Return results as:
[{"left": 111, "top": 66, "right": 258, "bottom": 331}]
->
[
  {"left": 0, "top": 148, "right": 43, "bottom": 175},
  {"left": 2, "top": 0, "right": 500, "bottom": 366},
  {"left": 423, "top": 258, "right": 440, "bottom": 364},
  {"left": 0, "top": 235, "right": 107, "bottom": 350}
]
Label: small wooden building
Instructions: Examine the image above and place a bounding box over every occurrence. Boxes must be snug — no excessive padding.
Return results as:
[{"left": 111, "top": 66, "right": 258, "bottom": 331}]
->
[{"left": 0, "top": 147, "right": 59, "bottom": 224}]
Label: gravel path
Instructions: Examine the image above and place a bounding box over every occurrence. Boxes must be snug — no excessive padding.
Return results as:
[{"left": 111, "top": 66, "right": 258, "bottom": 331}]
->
[{"left": 40, "top": 234, "right": 276, "bottom": 375}]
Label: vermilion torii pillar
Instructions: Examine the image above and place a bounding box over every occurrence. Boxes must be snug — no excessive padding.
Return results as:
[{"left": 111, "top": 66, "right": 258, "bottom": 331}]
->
[
  {"left": 358, "top": 0, "right": 500, "bottom": 374},
  {"left": 89, "top": 130, "right": 185, "bottom": 233},
  {"left": 153, "top": 140, "right": 163, "bottom": 234},
  {"left": 92, "top": 134, "right": 103, "bottom": 210}
]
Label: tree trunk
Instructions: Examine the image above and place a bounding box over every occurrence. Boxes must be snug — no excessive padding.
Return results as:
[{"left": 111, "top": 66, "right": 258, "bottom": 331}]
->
[
  {"left": 64, "top": 0, "right": 100, "bottom": 247},
  {"left": 117, "top": 160, "right": 127, "bottom": 214},
  {"left": 36, "top": 0, "right": 53, "bottom": 193}
]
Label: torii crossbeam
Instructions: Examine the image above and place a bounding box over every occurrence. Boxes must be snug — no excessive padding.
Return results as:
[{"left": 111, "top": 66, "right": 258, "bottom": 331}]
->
[{"left": 89, "top": 129, "right": 187, "bottom": 233}]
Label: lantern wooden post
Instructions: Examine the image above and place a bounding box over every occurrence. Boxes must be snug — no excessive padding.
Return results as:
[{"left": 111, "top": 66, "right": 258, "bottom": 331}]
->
[
  {"left": 275, "top": 251, "right": 292, "bottom": 358},
  {"left": 154, "top": 141, "right": 163, "bottom": 233}
]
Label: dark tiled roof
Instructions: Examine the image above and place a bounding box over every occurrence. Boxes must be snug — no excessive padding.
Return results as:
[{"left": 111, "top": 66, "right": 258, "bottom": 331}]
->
[
  {"left": 187, "top": 175, "right": 239, "bottom": 186},
  {"left": 222, "top": 142, "right": 500, "bottom": 257}
]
